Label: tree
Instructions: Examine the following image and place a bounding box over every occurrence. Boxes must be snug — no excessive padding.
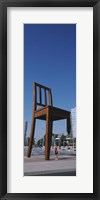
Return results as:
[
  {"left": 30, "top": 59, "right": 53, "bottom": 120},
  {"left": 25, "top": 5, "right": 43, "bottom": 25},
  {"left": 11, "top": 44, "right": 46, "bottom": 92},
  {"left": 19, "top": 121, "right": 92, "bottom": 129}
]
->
[
  {"left": 60, "top": 133, "right": 66, "bottom": 146},
  {"left": 37, "top": 138, "right": 43, "bottom": 147}
]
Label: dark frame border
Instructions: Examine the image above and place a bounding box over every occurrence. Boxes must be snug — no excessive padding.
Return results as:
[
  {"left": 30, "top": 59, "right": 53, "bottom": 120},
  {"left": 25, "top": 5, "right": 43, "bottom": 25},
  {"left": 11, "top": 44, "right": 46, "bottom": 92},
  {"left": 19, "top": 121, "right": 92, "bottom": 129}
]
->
[{"left": 0, "top": 0, "right": 100, "bottom": 199}]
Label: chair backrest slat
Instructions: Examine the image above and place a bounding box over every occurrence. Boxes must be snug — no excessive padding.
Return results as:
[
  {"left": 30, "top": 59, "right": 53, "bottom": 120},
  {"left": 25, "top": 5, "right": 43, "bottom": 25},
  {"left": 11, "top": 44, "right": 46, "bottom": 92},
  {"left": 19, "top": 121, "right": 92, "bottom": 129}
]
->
[
  {"left": 33, "top": 82, "right": 37, "bottom": 110},
  {"left": 33, "top": 82, "right": 53, "bottom": 110},
  {"left": 39, "top": 87, "right": 42, "bottom": 104},
  {"left": 44, "top": 89, "right": 47, "bottom": 106},
  {"left": 48, "top": 89, "right": 53, "bottom": 106}
]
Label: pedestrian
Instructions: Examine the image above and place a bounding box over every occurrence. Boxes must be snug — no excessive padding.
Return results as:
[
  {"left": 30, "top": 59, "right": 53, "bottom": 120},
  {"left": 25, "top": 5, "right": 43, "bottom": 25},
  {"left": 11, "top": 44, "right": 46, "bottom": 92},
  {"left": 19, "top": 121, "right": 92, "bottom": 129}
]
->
[{"left": 55, "top": 145, "right": 58, "bottom": 160}]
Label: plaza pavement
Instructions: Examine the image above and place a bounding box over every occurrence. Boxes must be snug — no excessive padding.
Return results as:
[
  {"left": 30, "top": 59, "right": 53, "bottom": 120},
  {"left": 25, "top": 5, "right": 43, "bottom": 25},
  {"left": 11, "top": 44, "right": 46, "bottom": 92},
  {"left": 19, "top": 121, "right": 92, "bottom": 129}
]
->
[{"left": 24, "top": 154, "right": 76, "bottom": 176}]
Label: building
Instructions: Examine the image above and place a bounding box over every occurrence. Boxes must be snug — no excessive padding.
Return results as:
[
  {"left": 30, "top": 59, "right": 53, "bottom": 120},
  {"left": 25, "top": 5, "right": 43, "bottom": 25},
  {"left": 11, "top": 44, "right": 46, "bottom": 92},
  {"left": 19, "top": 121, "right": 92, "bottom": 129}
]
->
[{"left": 71, "top": 107, "right": 76, "bottom": 137}]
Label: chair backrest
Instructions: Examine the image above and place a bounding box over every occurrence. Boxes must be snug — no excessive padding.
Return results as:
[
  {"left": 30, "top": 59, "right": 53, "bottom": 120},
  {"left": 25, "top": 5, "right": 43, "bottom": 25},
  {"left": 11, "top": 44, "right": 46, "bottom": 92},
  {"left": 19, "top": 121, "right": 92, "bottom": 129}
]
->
[{"left": 33, "top": 82, "right": 53, "bottom": 110}]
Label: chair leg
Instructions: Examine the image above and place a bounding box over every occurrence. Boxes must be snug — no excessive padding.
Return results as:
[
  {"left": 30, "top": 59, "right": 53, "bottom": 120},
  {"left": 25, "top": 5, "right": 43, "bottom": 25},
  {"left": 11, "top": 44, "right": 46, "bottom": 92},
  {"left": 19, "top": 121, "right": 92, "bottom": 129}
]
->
[
  {"left": 27, "top": 114, "right": 36, "bottom": 157},
  {"left": 67, "top": 113, "right": 71, "bottom": 135},
  {"left": 45, "top": 112, "right": 52, "bottom": 160}
]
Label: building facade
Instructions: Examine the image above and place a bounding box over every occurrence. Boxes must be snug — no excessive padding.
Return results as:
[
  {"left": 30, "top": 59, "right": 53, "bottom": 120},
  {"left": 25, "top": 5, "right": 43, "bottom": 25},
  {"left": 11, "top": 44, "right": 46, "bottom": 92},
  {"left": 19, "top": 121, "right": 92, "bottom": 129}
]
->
[{"left": 71, "top": 107, "right": 76, "bottom": 137}]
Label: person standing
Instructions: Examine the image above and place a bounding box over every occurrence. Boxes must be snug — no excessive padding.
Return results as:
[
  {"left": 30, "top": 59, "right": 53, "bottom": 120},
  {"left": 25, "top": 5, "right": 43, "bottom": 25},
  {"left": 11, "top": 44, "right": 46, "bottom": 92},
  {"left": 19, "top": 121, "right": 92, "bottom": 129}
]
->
[{"left": 55, "top": 145, "right": 58, "bottom": 160}]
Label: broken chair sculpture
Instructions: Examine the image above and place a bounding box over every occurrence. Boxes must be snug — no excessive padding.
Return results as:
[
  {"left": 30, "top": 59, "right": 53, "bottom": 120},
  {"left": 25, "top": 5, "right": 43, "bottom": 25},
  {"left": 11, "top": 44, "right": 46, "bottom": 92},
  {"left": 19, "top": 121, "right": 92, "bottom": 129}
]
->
[{"left": 27, "top": 82, "right": 71, "bottom": 160}]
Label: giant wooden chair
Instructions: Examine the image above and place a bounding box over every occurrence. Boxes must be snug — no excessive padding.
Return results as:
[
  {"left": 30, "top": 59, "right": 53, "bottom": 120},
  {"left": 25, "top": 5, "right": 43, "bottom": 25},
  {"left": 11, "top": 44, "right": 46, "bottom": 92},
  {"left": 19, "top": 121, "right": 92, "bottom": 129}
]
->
[{"left": 27, "top": 82, "right": 71, "bottom": 160}]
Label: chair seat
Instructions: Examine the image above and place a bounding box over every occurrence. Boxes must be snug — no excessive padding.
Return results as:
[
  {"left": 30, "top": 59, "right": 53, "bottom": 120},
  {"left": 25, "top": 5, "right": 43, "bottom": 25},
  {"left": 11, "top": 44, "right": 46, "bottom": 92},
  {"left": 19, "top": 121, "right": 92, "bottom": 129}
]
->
[{"left": 34, "top": 105, "right": 70, "bottom": 121}]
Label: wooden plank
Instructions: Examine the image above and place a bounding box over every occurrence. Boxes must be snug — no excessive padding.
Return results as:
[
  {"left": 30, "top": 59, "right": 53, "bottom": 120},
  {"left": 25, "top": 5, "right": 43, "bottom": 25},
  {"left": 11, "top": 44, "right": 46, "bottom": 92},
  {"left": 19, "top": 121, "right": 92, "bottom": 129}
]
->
[
  {"left": 44, "top": 89, "right": 47, "bottom": 105},
  {"left": 45, "top": 110, "right": 52, "bottom": 160},
  {"left": 33, "top": 82, "right": 37, "bottom": 110},
  {"left": 39, "top": 87, "right": 42, "bottom": 104},
  {"left": 48, "top": 89, "right": 53, "bottom": 106},
  {"left": 50, "top": 89, "right": 53, "bottom": 106},
  {"left": 35, "top": 82, "right": 50, "bottom": 91},
  {"left": 34, "top": 107, "right": 47, "bottom": 118},
  {"left": 36, "top": 102, "right": 46, "bottom": 107},
  {"left": 27, "top": 113, "right": 36, "bottom": 157}
]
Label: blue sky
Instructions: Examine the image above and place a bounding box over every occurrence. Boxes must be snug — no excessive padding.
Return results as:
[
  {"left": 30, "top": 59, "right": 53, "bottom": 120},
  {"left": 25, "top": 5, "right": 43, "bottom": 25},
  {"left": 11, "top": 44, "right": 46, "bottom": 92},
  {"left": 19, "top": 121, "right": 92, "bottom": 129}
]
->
[{"left": 24, "top": 24, "right": 76, "bottom": 141}]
